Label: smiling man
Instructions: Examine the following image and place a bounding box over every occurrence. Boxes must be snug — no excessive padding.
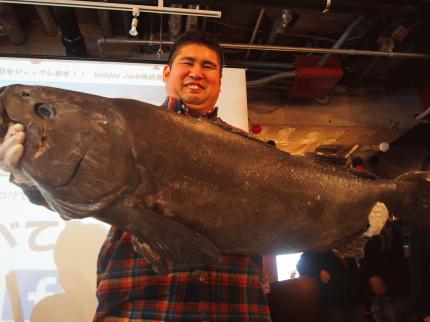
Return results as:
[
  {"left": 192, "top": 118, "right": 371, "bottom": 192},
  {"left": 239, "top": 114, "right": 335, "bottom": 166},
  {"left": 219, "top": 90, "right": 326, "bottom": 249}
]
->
[
  {"left": 93, "top": 31, "right": 272, "bottom": 322},
  {"left": 163, "top": 41, "right": 222, "bottom": 116}
]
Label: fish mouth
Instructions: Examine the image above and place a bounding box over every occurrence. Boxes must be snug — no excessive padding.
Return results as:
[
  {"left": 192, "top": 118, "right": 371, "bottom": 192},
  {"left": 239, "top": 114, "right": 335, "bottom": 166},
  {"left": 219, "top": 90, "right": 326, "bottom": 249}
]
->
[{"left": 0, "top": 87, "right": 11, "bottom": 139}]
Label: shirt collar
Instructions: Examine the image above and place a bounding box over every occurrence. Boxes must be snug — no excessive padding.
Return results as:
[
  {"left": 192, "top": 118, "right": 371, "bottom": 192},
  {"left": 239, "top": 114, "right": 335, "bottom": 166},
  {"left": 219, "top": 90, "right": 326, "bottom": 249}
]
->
[{"left": 162, "top": 96, "right": 218, "bottom": 121}]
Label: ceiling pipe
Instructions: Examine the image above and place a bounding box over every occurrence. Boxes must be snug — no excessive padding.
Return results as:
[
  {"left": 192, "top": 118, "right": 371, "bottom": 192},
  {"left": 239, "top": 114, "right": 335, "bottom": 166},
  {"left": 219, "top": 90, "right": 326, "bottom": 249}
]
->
[
  {"left": 247, "top": 71, "right": 297, "bottom": 88},
  {"left": 244, "top": 8, "right": 265, "bottom": 61},
  {"left": 318, "top": 14, "right": 365, "bottom": 66},
  {"left": 34, "top": 6, "right": 58, "bottom": 36},
  {"left": 98, "top": 9, "right": 113, "bottom": 38},
  {"left": 51, "top": 7, "right": 87, "bottom": 57},
  {"left": 262, "top": 9, "right": 294, "bottom": 60},
  {"left": 228, "top": 60, "right": 295, "bottom": 70},
  {"left": 0, "top": 0, "right": 221, "bottom": 17},
  {"left": 185, "top": 4, "right": 199, "bottom": 31},
  {"left": 158, "top": 0, "right": 427, "bottom": 17},
  {"left": 0, "top": 3, "right": 26, "bottom": 44},
  {"left": 168, "top": 4, "right": 182, "bottom": 39},
  {"left": 266, "top": 9, "right": 294, "bottom": 46},
  {"left": 97, "top": 38, "right": 430, "bottom": 60},
  {"left": 222, "top": 43, "right": 430, "bottom": 59}
]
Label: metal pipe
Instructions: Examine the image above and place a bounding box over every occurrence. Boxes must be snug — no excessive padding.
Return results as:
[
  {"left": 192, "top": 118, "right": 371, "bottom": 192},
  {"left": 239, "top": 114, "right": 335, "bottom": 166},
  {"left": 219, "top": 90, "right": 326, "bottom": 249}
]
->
[
  {"left": 416, "top": 106, "right": 430, "bottom": 121},
  {"left": 97, "top": 38, "right": 430, "bottom": 60},
  {"left": 0, "top": 0, "right": 221, "bottom": 17},
  {"left": 266, "top": 9, "right": 293, "bottom": 45},
  {"left": 159, "top": 0, "right": 424, "bottom": 17},
  {"left": 221, "top": 43, "right": 430, "bottom": 59},
  {"left": 262, "top": 9, "right": 293, "bottom": 60},
  {"left": 318, "top": 15, "right": 365, "bottom": 66},
  {"left": 51, "top": 7, "right": 87, "bottom": 57},
  {"left": 168, "top": 4, "right": 182, "bottom": 39},
  {"left": 186, "top": 4, "right": 199, "bottom": 31},
  {"left": 246, "top": 71, "right": 297, "bottom": 88},
  {"left": 244, "top": 8, "right": 265, "bottom": 61},
  {"left": 353, "top": 56, "right": 380, "bottom": 86},
  {"left": 227, "top": 60, "right": 295, "bottom": 70},
  {"left": 34, "top": 6, "right": 58, "bottom": 36},
  {"left": 0, "top": 3, "right": 26, "bottom": 45}
]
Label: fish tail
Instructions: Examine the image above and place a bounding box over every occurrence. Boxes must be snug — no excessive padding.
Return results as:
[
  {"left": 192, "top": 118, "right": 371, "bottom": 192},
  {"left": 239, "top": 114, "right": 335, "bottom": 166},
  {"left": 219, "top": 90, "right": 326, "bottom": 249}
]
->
[{"left": 394, "top": 171, "right": 430, "bottom": 227}]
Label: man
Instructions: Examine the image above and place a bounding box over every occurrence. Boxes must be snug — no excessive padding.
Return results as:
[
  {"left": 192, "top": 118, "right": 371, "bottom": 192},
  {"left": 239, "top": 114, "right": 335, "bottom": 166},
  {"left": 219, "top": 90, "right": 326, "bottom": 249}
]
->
[{"left": 0, "top": 31, "right": 272, "bottom": 322}]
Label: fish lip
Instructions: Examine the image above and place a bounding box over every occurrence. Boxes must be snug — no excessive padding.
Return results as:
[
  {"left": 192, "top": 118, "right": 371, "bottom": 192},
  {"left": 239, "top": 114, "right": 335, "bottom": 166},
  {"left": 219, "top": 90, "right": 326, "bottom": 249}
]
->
[{"left": 0, "top": 87, "right": 10, "bottom": 139}]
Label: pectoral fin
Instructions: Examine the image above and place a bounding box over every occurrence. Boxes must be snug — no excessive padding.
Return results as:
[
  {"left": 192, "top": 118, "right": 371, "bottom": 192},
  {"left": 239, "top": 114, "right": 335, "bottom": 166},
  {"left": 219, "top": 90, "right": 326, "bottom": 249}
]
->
[
  {"left": 331, "top": 232, "right": 368, "bottom": 259},
  {"left": 103, "top": 206, "right": 221, "bottom": 273}
]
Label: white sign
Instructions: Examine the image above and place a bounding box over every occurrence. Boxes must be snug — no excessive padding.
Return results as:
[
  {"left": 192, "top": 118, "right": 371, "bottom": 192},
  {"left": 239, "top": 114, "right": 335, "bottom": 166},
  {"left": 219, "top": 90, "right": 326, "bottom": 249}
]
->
[{"left": 0, "top": 57, "right": 248, "bottom": 322}]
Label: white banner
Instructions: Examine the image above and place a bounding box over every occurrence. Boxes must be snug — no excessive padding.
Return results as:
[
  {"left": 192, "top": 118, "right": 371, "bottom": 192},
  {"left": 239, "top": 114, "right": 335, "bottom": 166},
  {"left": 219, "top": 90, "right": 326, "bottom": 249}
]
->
[{"left": 0, "top": 57, "right": 248, "bottom": 322}]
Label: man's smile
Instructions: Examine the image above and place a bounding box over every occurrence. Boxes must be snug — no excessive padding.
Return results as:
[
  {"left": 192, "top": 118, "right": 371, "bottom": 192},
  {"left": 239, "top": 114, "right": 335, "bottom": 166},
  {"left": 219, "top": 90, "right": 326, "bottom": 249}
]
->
[{"left": 184, "top": 82, "right": 205, "bottom": 90}]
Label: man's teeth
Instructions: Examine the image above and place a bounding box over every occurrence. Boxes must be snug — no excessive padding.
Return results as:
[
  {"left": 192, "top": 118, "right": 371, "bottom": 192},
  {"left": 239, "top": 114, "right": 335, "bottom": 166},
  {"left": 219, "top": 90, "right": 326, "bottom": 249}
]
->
[{"left": 187, "top": 84, "right": 201, "bottom": 89}]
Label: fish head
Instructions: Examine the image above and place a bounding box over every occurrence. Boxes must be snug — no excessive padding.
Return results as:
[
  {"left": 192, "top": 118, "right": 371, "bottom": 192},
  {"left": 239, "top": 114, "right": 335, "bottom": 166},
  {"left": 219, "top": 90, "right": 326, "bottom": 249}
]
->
[
  {"left": 0, "top": 84, "right": 138, "bottom": 215},
  {"left": 0, "top": 84, "right": 109, "bottom": 189}
]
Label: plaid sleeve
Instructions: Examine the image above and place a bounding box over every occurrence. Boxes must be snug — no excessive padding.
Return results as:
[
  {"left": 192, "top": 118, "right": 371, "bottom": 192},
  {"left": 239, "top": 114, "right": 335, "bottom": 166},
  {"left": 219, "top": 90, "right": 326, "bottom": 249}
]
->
[{"left": 94, "top": 227, "right": 271, "bottom": 322}]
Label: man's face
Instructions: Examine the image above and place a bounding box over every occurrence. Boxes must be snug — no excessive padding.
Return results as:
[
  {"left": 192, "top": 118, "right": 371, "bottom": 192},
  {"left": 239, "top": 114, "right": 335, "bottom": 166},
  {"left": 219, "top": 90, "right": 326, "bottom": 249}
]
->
[{"left": 163, "top": 43, "right": 222, "bottom": 115}]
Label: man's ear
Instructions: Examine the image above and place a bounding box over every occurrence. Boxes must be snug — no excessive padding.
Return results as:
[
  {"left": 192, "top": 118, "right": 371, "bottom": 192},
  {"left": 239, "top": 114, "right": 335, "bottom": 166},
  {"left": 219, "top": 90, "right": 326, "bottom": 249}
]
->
[
  {"left": 163, "top": 65, "right": 171, "bottom": 82},
  {"left": 219, "top": 74, "right": 222, "bottom": 93}
]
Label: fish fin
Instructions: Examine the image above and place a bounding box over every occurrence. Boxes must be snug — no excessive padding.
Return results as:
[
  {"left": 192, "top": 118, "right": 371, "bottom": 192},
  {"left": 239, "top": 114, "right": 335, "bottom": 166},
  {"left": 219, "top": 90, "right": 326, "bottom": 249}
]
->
[
  {"left": 131, "top": 235, "right": 168, "bottom": 275},
  {"left": 331, "top": 233, "right": 368, "bottom": 259},
  {"left": 122, "top": 207, "right": 221, "bottom": 270},
  {"left": 211, "top": 118, "right": 271, "bottom": 145},
  {"left": 394, "top": 171, "right": 430, "bottom": 228},
  {"left": 305, "top": 153, "right": 378, "bottom": 179}
]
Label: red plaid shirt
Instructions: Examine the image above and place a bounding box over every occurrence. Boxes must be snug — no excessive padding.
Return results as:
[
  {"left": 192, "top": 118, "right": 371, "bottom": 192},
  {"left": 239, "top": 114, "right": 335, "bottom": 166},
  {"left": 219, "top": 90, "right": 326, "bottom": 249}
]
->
[{"left": 93, "top": 98, "right": 271, "bottom": 321}]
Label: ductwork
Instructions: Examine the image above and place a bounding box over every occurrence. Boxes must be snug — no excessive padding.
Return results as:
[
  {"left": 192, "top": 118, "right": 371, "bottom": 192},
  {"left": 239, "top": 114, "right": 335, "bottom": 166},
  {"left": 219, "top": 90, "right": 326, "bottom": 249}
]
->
[
  {"left": 186, "top": 4, "right": 199, "bottom": 31},
  {"left": 318, "top": 15, "right": 365, "bottom": 66},
  {"left": 0, "top": 4, "right": 25, "bottom": 45},
  {"left": 263, "top": 9, "right": 293, "bottom": 59},
  {"left": 35, "top": 6, "right": 58, "bottom": 36},
  {"left": 266, "top": 9, "right": 293, "bottom": 46},
  {"left": 51, "top": 7, "right": 87, "bottom": 56},
  {"left": 168, "top": 4, "right": 182, "bottom": 39}
]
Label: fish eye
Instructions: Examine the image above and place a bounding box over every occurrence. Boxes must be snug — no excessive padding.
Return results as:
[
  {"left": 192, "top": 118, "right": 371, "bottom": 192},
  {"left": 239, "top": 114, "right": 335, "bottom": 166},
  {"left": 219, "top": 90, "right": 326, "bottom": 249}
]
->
[{"left": 35, "top": 103, "right": 56, "bottom": 120}]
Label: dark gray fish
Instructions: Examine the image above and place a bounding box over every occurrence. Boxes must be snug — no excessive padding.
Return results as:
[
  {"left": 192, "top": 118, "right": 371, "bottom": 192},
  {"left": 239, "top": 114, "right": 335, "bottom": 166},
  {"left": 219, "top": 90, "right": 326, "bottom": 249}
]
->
[{"left": 1, "top": 84, "right": 429, "bottom": 272}]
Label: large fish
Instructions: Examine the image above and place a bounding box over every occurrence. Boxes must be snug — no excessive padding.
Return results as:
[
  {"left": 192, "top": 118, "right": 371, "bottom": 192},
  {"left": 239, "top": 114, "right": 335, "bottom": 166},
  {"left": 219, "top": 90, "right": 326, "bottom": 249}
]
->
[{"left": 1, "top": 84, "right": 429, "bottom": 271}]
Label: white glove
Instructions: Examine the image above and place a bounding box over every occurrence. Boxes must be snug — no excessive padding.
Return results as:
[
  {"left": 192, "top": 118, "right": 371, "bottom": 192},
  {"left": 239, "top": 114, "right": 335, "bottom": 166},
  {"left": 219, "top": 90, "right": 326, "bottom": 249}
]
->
[
  {"left": 0, "top": 124, "right": 33, "bottom": 186},
  {"left": 363, "top": 202, "right": 389, "bottom": 238}
]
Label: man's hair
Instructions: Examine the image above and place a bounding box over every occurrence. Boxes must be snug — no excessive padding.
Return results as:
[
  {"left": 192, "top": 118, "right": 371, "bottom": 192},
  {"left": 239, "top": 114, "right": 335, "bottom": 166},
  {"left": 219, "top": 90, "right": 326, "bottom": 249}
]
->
[{"left": 167, "top": 31, "right": 224, "bottom": 69}]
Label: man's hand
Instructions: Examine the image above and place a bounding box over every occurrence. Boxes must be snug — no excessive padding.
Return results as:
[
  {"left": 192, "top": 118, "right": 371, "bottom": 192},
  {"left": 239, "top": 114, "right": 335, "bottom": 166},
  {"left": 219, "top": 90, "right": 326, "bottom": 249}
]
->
[
  {"left": 363, "top": 202, "right": 389, "bottom": 238},
  {"left": 369, "top": 275, "right": 386, "bottom": 296},
  {"left": 319, "top": 270, "right": 331, "bottom": 284},
  {"left": 0, "top": 124, "right": 33, "bottom": 186}
]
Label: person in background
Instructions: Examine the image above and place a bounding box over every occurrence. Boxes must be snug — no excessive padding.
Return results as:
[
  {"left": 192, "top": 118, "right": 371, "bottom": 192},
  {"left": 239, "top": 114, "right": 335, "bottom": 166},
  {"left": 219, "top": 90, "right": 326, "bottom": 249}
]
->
[
  {"left": 296, "top": 251, "right": 367, "bottom": 322},
  {"left": 0, "top": 31, "right": 272, "bottom": 322},
  {"left": 408, "top": 225, "right": 430, "bottom": 322},
  {"left": 361, "top": 220, "right": 415, "bottom": 322}
]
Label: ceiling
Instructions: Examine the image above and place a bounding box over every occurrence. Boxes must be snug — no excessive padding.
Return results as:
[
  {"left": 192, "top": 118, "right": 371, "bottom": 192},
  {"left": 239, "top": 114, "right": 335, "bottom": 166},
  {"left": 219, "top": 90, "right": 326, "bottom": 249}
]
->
[{"left": 1, "top": 0, "right": 430, "bottom": 174}]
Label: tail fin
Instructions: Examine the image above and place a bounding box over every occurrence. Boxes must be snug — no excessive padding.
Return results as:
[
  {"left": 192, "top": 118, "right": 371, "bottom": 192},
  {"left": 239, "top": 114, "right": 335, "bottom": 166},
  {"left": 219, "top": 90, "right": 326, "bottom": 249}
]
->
[{"left": 394, "top": 171, "right": 430, "bottom": 228}]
